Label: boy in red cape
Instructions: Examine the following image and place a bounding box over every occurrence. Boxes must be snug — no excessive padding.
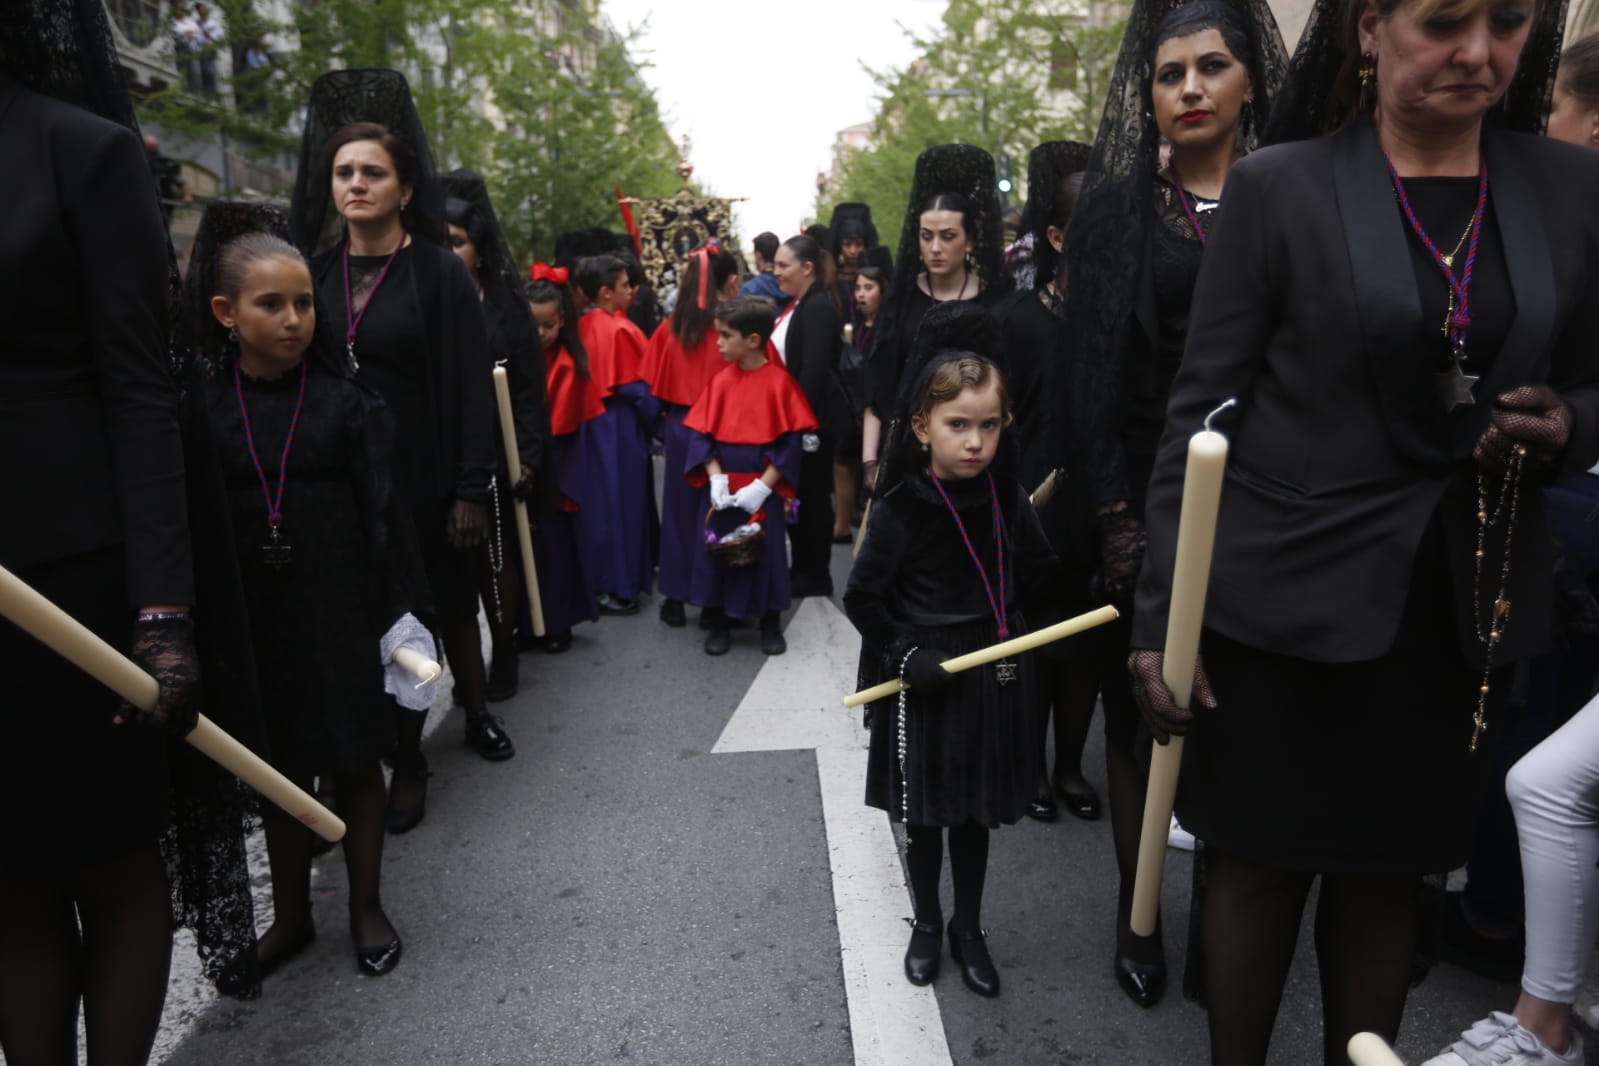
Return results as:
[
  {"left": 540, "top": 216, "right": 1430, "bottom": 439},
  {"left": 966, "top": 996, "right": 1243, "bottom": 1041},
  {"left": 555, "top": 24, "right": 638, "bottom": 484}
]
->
[{"left": 683, "top": 296, "right": 818, "bottom": 656}]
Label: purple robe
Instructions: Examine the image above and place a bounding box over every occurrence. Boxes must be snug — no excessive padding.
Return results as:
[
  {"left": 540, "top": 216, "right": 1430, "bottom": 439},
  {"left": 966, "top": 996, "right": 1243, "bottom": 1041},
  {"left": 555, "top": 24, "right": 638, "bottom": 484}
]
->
[
  {"left": 683, "top": 433, "right": 803, "bottom": 619},
  {"left": 534, "top": 429, "right": 603, "bottom": 634},
  {"left": 583, "top": 381, "right": 659, "bottom": 600}
]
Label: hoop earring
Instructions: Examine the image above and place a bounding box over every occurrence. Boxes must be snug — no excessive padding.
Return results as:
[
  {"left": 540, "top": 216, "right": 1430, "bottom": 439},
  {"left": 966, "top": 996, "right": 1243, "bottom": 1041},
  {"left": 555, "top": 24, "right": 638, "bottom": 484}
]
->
[{"left": 1358, "top": 52, "right": 1377, "bottom": 113}]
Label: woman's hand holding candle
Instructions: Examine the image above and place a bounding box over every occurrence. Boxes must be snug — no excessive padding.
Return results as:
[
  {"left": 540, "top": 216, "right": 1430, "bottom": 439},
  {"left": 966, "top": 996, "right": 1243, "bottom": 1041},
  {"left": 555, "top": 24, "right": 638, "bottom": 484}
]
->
[
  {"left": 1129, "top": 648, "right": 1217, "bottom": 745},
  {"left": 903, "top": 648, "right": 956, "bottom": 695},
  {"left": 118, "top": 613, "right": 201, "bottom": 737}
]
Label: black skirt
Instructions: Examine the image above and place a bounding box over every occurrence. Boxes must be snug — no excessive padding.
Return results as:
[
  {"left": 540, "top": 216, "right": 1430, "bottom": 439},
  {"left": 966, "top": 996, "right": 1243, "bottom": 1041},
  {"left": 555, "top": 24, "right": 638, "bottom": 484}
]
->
[
  {"left": 0, "top": 547, "right": 169, "bottom": 873},
  {"left": 864, "top": 616, "right": 1038, "bottom": 828}
]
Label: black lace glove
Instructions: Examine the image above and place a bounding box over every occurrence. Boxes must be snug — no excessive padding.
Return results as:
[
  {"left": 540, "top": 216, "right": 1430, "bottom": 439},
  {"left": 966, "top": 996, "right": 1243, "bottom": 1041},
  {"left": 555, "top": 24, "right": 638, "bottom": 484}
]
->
[
  {"left": 1095, "top": 505, "right": 1147, "bottom": 600},
  {"left": 447, "top": 499, "right": 488, "bottom": 548},
  {"left": 902, "top": 648, "right": 955, "bottom": 696},
  {"left": 1474, "top": 385, "right": 1573, "bottom": 472},
  {"left": 116, "top": 614, "right": 201, "bottom": 737},
  {"left": 1127, "top": 648, "right": 1217, "bottom": 745},
  {"left": 511, "top": 464, "right": 536, "bottom": 503}
]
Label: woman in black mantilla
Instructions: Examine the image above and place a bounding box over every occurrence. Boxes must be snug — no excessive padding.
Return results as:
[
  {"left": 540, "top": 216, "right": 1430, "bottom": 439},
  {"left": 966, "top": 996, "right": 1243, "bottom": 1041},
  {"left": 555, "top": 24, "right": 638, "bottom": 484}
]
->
[
  {"left": 996, "top": 141, "right": 1101, "bottom": 825},
  {"left": 443, "top": 168, "right": 549, "bottom": 703},
  {"left": 861, "top": 144, "right": 1012, "bottom": 493},
  {"left": 191, "top": 206, "right": 429, "bottom": 980},
  {"left": 1128, "top": 0, "right": 1599, "bottom": 1057},
  {"left": 1061, "top": 0, "right": 1287, "bottom": 1009},
  {"left": 289, "top": 69, "right": 510, "bottom": 836},
  {"left": 846, "top": 352, "right": 1061, "bottom": 999}
]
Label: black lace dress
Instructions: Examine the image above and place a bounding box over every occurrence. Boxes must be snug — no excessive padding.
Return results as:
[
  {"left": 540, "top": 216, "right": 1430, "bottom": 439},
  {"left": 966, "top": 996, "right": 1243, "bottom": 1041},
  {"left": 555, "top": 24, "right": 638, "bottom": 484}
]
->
[{"left": 206, "top": 365, "right": 421, "bottom": 781}]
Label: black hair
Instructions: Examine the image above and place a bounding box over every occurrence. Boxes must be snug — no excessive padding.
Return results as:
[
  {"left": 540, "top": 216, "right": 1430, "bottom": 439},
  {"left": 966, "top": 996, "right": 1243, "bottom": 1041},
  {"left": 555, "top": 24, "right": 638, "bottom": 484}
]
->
[
  {"left": 917, "top": 191, "right": 980, "bottom": 245},
  {"left": 526, "top": 278, "right": 591, "bottom": 380},
  {"left": 443, "top": 196, "right": 492, "bottom": 268},
  {"left": 670, "top": 243, "right": 740, "bottom": 349},
  {"left": 615, "top": 249, "right": 647, "bottom": 287},
  {"left": 782, "top": 234, "right": 842, "bottom": 314},
  {"left": 322, "top": 121, "right": 421, "bottom": 230},
  {"left": 1150, "top": 0, "right": 1255, "bottom": 70},
  {"left": 575, "top": 254, "right": 627, "bottom": 300},
  {"left": 714, "top": 296, "right": 777, "bottom": 346},
  {"left": 752, "top": 231, "right": 780, "bottom": 263}
]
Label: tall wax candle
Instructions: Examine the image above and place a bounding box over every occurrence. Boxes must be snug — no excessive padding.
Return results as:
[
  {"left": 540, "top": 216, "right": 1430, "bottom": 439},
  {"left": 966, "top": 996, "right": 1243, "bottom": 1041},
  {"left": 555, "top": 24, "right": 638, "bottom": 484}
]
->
[{"left": 492, "top": 366, "right": 547, "bottom": 637}]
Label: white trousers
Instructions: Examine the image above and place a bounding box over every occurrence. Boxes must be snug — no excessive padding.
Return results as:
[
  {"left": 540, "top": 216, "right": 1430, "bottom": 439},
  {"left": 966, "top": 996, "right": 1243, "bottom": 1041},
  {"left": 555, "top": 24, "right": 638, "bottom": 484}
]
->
[{"left": 1507, "top": 691, "right": 1599, "bottom": 1003}]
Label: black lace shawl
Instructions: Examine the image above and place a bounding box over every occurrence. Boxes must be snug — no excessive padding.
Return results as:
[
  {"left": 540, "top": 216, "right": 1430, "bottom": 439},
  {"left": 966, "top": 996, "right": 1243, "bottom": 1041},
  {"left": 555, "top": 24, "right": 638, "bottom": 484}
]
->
[
  {"left": 1018, "top": 141, "right": 1093, "bottom": 294},
  {"left": 442, "top": 168, "right": 524, "bottom": 298},
  {"left": 1264, "top": 0, "right": 1568, "bottom": 143},
  {"left": 1060, "top": 0, "right": 1288, "bottom": 500},
  {"left": 827, "top": 202, "right": 880, "bottom": 250},
  {"left": 288, "top": 69, "right": 447, "bottom": 255},
  {"left": 0, "top": 0, "right": 136, "bottom": 130}
]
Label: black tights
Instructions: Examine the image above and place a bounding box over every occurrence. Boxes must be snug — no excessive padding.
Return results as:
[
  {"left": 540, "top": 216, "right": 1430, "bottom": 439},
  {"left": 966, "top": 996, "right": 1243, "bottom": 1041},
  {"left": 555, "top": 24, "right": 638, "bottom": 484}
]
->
[
  {"left": 1034, "top": 659, "right": 1097, "bottom": 793},
  {"left": 262, "top": 763, "right": 395, "bottom": 952},
  {"left": 0, "top": 844, "right": 172, "bottom": 1066},
  {"left": 1204, "top": 849, "right": 1419, "bottom": 1066},
  {"left": 903, "top": 823, "right": 990, "bottom": 932}
]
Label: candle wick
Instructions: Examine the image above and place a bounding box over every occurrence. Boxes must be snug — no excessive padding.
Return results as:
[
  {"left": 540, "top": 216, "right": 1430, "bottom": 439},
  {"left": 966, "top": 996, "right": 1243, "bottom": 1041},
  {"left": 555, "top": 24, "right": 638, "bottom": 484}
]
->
[{"left": 1203, "top": 398, "right": 1239, "bottom": 433}]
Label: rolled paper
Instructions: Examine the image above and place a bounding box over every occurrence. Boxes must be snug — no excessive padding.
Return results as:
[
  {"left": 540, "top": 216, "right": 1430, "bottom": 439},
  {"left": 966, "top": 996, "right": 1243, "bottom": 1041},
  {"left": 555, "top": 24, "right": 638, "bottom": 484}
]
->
[
  {"left": 492, "top": 366, "right": 547, "bottom": 637},
  {"left": 1347, "top": 1033, "right": 1407, "bottom": 1066},
  {"left": 392, "top": 646, "right": 441, "bottom": 685},
  {"left": 0, "top": 563, "right": 346, "bottom": 842},
  {"left": 843, "top": 604, "right": 1120, "bottom": 708},
  {"left": 853, "top": 497, "right": 872, "bottom": 558},
  {"left": 1030, "top": 469, "right": 1060, "bottom": 508},
  {"left": 1130, "top": 405, "right": 1232, "bottom": 937}
]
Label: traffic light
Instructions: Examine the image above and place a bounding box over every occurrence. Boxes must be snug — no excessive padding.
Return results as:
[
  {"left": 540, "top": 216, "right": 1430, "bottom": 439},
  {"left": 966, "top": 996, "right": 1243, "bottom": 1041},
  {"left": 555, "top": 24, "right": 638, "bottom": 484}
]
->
[{"left": 997, "top": 152, "right": 1013, "bottom": 195}]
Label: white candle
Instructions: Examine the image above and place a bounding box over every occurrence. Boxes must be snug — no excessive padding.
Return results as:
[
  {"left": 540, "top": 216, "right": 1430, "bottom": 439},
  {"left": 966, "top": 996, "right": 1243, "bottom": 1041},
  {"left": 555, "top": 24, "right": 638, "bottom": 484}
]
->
[
  {"left": 492, "top": 366, "right": 547, "bottom": 637},
  {"left": 1347, "top": 1033, "right": 1407, "bottom": 1066},
  {"left": 1131, "top": 401, "right": 1233, "bottom": 937},
  {"left": 391, "top": 646, "right": 441, "bottom": 685}
]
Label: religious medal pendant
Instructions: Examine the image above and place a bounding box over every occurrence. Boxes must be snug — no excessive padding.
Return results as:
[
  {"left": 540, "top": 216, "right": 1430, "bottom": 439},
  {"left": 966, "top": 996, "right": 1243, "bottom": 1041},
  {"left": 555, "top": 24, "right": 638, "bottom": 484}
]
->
[
  {"left": 263, "top": 525, "right": 292, "bottom": 568},
  {"left": 1438, "top": 346, "right": 1478, "bottom": 412},
  {"left": 994, "top": 658, "right": 1017, "bottom": 686}
]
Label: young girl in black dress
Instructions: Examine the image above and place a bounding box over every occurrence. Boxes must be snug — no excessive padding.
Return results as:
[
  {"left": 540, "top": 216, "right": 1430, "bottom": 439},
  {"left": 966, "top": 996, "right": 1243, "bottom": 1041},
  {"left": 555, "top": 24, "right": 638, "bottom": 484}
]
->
[
  {"left": 845, "top": 353, "right": 1059, "bottom": 998},
  {"left": 203, "top": 227, "right": 430, "bottom": 980}
]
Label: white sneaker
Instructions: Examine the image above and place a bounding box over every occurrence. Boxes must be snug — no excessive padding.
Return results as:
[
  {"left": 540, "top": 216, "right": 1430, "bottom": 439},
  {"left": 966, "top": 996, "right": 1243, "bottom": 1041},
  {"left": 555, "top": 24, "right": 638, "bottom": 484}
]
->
[
  {"left": 1420, "top": 1012, "right": 1583, "bottom": 1065},
  {"left": 1167, "top": 815, "right": 1196, "bottom": 851}
]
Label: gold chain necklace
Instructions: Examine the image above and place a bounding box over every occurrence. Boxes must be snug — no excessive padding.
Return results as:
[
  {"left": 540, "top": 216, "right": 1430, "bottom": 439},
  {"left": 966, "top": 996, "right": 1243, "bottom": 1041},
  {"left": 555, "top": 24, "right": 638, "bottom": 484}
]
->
[
  {"left": 1469, "top": 443, "right": 1525, "bottom": 751},
  {"left": 1439, "top": 215, "right": 1473, "bottom": 337}
]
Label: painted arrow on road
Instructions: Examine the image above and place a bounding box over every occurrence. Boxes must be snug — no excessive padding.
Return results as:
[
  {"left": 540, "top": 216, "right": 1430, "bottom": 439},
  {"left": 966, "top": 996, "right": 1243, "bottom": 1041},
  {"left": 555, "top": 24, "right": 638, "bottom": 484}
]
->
[{"left": 713, "top": 596, "right": 953, "bottom": 1066}]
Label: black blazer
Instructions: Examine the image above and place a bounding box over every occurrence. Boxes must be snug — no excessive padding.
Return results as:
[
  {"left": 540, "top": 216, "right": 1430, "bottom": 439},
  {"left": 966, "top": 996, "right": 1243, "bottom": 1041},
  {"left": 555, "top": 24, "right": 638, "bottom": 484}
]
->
[
  {"left": 782, "top": 283, "right": 843, "bottom": 428},
  {"left": 1133, "top": 119, "right": 1599, "bottom": 666},
  {"left": 0, "top": 77, "right": 193, "bottom": 606}
]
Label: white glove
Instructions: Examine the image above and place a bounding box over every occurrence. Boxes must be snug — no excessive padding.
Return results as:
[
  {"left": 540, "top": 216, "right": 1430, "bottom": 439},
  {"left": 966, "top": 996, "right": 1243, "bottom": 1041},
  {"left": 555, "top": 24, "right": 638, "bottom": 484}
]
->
[
  {"left": 709, "top": 473, "right": 733, "bottom": 510},
  {"left": 732, "top": 480, "right": 773, "bottom": 514}
]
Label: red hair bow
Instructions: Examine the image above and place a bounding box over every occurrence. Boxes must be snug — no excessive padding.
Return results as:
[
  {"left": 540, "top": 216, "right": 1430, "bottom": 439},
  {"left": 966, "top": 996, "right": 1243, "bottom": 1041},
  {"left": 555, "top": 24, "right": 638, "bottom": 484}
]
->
[
  {"left": 691, "top": 239, "right": 721, "bottom": 309},
  {"left": 530, "top": 261, "right": 569, "bottom": 285}
]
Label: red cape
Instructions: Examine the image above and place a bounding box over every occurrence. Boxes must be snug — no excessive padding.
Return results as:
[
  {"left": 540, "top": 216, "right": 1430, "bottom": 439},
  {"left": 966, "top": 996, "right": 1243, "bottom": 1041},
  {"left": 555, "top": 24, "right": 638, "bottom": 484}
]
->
[
  {"left": 682, "top": 359, "right": 818, "bottom": 446},
  {"left": 578, "top": 308, "right": 644, "bottom": 395},
  {"left": 614, "top": 309, "right": 648, "bottom": 348},
  {"left": 641, "top": 324, "right": 725, "bottom": 407},
  {"left": 545, "top": 344, "right": 606, "bottom": 436}
]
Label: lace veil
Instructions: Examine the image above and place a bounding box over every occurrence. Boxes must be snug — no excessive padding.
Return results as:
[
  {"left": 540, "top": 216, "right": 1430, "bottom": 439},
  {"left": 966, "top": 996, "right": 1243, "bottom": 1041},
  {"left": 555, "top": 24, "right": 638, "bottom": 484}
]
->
[
  {"left": 443, "top": 168, "right": 525, "bottom": 297},
  {"left": 288, "top": 68, "right": 446, "bottom": 254},
  {"left": 0, "top": 0, "right": 137, "bottom": 131},
  {"left": 1019, "top": 141, "right": 1093, "bottom": 294}
]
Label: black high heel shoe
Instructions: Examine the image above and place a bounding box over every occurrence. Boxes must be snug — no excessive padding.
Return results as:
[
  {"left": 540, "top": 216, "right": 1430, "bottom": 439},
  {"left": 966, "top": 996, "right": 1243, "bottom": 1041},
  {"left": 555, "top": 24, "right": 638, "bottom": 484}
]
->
[
  {"left": 356, "top": 936, "right": 402, "bottom": 977},
  {"left": 904, "top": 918, "right": 942, "bottom": 986},
  {"left": 1113, "top": 915, "right": 1166, "bottom": 1009},
  {"left": 949, "top": 925, "right": 1000, "bottom": 998}
]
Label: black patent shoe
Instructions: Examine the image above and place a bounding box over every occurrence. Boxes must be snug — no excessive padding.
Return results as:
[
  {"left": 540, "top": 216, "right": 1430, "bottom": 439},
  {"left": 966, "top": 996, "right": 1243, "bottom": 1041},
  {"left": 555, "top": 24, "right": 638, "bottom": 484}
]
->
[
  {"left": 659, "top": 599, "right": 687, "bottom": 627},
  {"left": 759, "top": 613, "right": 786, "bottom": 655},
  {"left": 356, "top": 937, "right": 402, "bottom": 977},
  {"left": 597, "top": 592, "right": 639, "bottom": 615},
  {"left": 949, "top": 925, "right": 1000, "bottom": 997},
  {"left": 1055, "top": 776, "right": 1103, "bottom": 821},
  {"left": 1026, "top": 784, "right": 1059, "bottom": 822},
  {"left": 904, "top": 918, "right": 943, "bottom": 986},
  {"left": 465, "top": 712, "right": 515, "bottom": 761},
  {"left": 215, "top": 921, "right": 315, "bottom": 997},
  {"left": 1114, "top": 922, "right": 1167, "bottom": 1009},
  {"left": 486, "top": 652, "right": 519, "bottom": 702},
  {"left": 386, "top": 755, "right": 430, "bottom": 834}
]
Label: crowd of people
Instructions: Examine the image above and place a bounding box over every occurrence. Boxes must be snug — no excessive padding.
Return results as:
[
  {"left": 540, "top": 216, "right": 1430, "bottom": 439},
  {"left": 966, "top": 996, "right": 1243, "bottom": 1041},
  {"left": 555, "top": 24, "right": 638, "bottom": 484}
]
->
[{"left": 3, "top": 0, "right": 1599, "bottom": 1063}]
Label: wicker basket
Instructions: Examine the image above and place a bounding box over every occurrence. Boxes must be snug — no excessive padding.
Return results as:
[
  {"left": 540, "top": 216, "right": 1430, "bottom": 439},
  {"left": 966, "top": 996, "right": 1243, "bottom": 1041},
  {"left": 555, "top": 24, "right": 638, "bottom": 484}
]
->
[{"left": 704, "top": 506, "right": 764, "bottom": 568}]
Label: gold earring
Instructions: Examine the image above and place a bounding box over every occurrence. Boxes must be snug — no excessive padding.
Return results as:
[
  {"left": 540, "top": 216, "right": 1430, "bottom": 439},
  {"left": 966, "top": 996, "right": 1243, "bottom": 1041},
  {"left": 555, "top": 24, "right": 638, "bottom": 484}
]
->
[{"left": 1358, "top": 52, "right": 1377, "bottom": 112}]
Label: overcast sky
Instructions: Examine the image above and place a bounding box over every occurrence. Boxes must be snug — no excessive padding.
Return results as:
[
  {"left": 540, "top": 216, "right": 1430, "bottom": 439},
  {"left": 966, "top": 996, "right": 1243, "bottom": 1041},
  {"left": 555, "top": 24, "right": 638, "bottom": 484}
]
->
[{"left": 599, "top": 1, "right": 948, "bottom": 251}]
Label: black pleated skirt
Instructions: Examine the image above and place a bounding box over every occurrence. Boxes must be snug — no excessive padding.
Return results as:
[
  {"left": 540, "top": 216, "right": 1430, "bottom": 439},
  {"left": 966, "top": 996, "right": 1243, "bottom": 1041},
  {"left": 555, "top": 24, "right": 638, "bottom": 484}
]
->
[
  {"left": 864, "top": 616, "right": 1038, "bottom": 828},
  {"left": 0, "top": 547, "right": 170, "bottom": 874}
]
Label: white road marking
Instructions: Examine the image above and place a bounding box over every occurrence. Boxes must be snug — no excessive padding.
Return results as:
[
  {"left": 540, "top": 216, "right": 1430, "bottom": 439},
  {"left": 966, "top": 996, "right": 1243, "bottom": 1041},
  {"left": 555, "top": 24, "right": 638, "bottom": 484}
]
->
[{"left": 713, "top": 596, "right": 954, "bottom": 1066}]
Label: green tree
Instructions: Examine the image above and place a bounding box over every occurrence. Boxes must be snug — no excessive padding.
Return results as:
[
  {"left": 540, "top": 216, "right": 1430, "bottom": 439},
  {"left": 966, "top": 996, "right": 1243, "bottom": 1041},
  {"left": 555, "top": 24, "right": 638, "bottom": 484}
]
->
[{"left": 821, "top": 0, "right": 1124, "bottom": 233}]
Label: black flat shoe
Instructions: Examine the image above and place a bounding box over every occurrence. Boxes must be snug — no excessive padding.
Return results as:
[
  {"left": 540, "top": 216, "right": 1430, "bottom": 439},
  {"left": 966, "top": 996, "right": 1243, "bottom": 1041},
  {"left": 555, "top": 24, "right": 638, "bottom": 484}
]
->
[
  {"left": 597, "top": 593, "right": 639, "bottom": 615},
  {"left": 659, "top": 599, "right": 686, "bottom": 627},
  {"left": 1026, "top": 786, "right": 1059, "bottom": 821},
  {"left": 759, "top": 613, "right": 786, "bottom": 655},
  {"left": 465, "top": 712, "right": 515, "bottom": 761},
  {"left": 904, "top": 918, "right": 943, "bottom": 986},
  {"left": 542, "top": 629, "right": 573, "bottom": 654},
  {"left": 215, "top": 922, "right": 315, "bottom": 996},
  {"left": 385, "top": 755, "right": 429, "bottom": 834},
  {"left": 949, "top": 926, "right": 1000, "bottom": 997},
  {"left": 485, "top": 652, "right": 518, "bottom": 703},
  {"left": 1114, "top": 926, "right": 1167, "bottom": 1009},
  {"left": 1054, "top": 777, "right": 1103, "bottom": 821},
  {"left": 704, "top": 627, "right": 732, "bottom": 656},
  {"left": 356, "top": 937, "right": 402, "bottom": 977}
]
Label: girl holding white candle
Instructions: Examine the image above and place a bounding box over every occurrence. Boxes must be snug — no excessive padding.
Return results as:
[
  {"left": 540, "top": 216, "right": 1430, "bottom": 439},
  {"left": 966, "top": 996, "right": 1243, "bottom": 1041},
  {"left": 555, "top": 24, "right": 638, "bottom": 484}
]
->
[
  {"left": 1125, "top": 0, "right": 1599, "bottom": 1058},
  {"left": 194, "top": 214, "right": 430, "bottom": 980},
  {"left": 845, "top": 353, "right": 1061, "bottom": 998}
]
